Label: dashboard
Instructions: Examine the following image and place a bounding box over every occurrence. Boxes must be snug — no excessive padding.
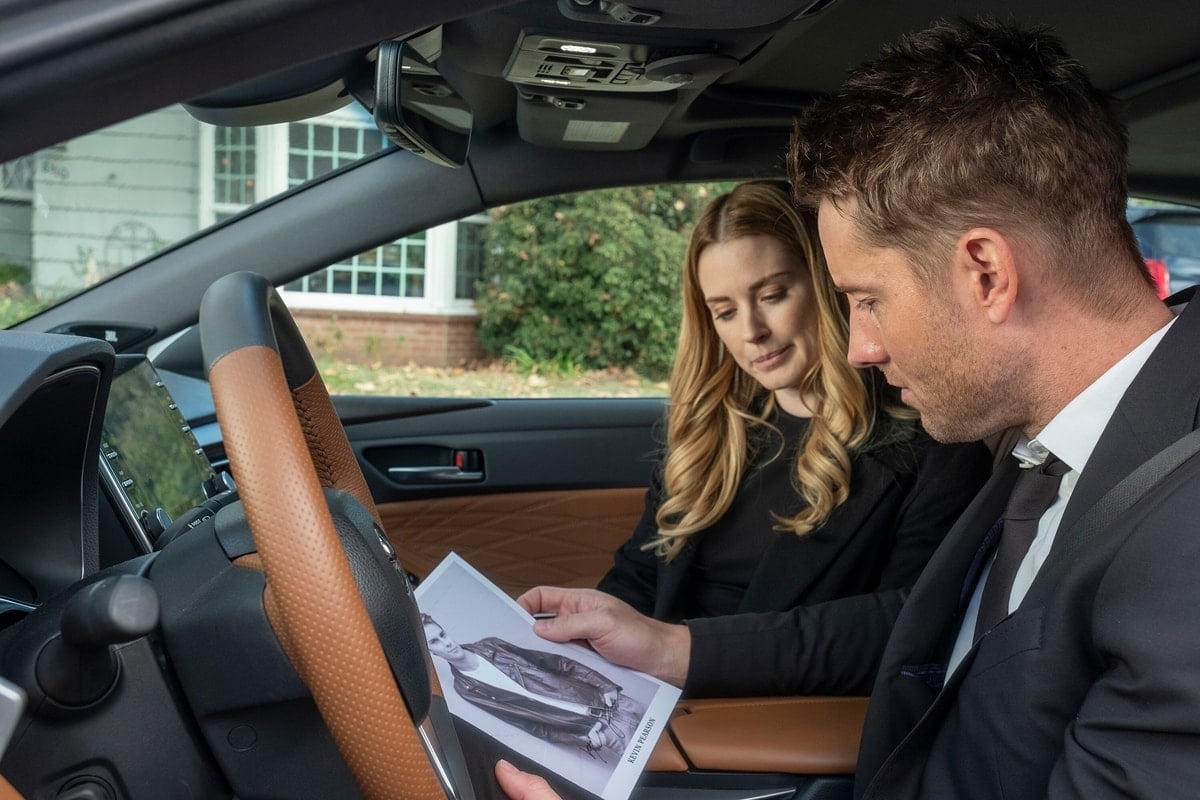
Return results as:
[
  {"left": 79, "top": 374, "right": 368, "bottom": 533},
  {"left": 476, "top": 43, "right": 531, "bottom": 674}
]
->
[
  {"left": 0, "top": 334, "right": 232, "bottom": 611},
  {"left": 98, "top": 356, "right": 229, "bottom": 553}
]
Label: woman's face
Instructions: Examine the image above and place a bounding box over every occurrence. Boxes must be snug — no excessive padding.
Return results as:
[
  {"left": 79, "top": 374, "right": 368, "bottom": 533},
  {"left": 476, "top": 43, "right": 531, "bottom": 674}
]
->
[{"left": 697, "top": 234, "right": 818, "bottom": 411}]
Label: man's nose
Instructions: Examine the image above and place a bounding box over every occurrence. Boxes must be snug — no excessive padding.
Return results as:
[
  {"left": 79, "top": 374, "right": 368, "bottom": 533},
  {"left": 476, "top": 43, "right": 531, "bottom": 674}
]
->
[{"left": 847, "top": 317, "right": 886, "bottom": 368}]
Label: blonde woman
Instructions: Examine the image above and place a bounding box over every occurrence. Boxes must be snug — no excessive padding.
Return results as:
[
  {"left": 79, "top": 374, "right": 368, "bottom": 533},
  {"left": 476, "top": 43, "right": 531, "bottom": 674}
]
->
[{"left": 519, "top": 181, "right": 991, "bottom": 698}]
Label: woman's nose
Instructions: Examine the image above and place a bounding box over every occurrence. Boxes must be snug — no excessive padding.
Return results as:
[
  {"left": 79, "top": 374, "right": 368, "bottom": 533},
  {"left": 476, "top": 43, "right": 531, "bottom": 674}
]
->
[{"left": 741, "top": 310, "right": 768, "bottom": 343}]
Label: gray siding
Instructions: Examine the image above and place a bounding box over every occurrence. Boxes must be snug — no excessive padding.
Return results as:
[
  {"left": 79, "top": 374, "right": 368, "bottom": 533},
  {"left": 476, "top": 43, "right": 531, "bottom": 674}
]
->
[{"left": 32, "top": 107, "right": 200, "bottom": 299}]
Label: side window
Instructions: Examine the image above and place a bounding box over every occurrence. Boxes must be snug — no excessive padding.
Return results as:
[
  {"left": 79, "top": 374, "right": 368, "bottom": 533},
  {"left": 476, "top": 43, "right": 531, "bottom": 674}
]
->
[
  {"left": 279, "top": 182, "right": 734, "bottom": 398},
  {"left": 0, "top": 156, "right": 35, "bottom": 325},
  {"left": 1128, "top": 198, "right": 1200, "bottom": 296}
]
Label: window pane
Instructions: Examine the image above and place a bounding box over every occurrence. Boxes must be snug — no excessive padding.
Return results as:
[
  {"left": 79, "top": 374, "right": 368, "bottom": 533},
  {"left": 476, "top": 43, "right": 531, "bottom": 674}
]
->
[
  {"left": 311, "top": 155, "right": 334, "bottom": 178},
  {"left": 313, "top": 125, "right": 333, "bottom": 152},
  {"left": 337, "top": 127, "right": 360, "bottom": 154},
  {"left": 305, "top": 269, "right": 330, "bottom": 293},
  {"left": 456, "top": 220, "right": 486, "bottom": 299},
  {"left": 330, "top": 269, "right": 353, "bottom": 294},
  {"left": 380, "top": 242, "right": 404, "bottom": 267},
  {"left": 214, "top": 127, "right": 256, "bottom": 205},
  {"left": 379, "top": 272, "right": 400, "bottom": 296},
  {"left": 355, "top": 270, "right": 379, "bottom": 296}
]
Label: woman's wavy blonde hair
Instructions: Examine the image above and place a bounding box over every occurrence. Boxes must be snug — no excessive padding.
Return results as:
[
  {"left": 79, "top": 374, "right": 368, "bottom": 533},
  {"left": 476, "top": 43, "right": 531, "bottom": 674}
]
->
[{"left": 650, "top": 180, "right": 901, "bottom": 560}]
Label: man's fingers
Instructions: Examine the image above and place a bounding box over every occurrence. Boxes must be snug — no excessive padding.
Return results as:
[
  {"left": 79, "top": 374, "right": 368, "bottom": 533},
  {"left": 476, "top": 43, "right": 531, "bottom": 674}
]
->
[
  {"left": 517, "top": 585, "right": 571, "bottom": 615},
  {"left": 515, "top": 587, "right": 544, "bottom": 614},
  {"left": 495, "top": 760, "right": 563, "bottom": 800},
  {"left": 532, "top": 607, "right": 607, "bottom": 643}
]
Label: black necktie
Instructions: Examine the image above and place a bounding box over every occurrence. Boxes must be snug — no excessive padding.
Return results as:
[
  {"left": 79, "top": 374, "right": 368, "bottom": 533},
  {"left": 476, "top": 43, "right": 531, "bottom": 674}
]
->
[{"left": 975, "top": 455, "right": 1068, "bottom": 639}]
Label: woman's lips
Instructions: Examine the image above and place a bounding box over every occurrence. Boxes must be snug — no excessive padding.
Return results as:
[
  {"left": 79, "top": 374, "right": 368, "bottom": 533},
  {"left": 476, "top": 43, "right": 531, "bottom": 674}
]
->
[{"left": 753, "top": 345, "right": 792, "bottom": 370}]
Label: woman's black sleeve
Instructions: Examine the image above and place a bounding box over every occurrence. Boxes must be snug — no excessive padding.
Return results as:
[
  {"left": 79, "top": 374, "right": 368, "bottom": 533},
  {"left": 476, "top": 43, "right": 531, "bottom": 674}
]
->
[
  {"left": 683, "top": 438, "right": 993, "bottom": 697},
  {"left": 595, "top": 464, "right": 666, "bottom": 616}
]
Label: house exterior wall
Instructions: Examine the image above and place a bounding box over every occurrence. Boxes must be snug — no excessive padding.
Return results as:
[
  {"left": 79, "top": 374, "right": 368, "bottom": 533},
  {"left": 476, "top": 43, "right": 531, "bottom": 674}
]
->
[
  {"left": 290, "top": 308, "right": 488, "bottom": 367},
  {"left": 17, "top": 105, "right": 490, "bottom": 367},
  {"left": 32, "top": 108, "right": 199, "bottom": 299}
]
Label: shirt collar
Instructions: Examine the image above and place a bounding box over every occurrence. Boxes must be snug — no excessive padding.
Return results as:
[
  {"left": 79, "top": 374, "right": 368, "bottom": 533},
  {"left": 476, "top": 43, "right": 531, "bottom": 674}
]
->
[{"left": 1016, "top": 315, "right": 1177, "bottom": 474}]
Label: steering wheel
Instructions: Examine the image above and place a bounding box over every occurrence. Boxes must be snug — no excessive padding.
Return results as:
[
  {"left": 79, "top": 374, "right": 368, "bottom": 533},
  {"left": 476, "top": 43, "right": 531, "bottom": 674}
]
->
[{"left": 198, "top": 271, "right": 451, "bottom": 799}]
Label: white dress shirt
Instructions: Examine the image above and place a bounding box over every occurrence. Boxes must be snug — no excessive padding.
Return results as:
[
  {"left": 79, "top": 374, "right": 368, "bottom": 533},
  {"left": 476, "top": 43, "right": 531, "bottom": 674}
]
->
[{"left": 946, "top": 314, "right": 1176, "bottom": 677}]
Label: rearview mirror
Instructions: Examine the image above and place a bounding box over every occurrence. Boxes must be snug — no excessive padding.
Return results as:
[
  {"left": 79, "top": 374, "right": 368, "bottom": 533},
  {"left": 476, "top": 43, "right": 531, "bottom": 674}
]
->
[{"left": 374, "top": 39, "right": 472, "bottom": 168}]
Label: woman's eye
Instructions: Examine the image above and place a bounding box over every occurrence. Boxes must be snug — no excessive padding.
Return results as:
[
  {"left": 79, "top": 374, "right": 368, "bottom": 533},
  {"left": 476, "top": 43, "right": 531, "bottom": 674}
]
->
[
  {"left": 855, "top": 298, "right": 876, "bottom": 312},
  {"left": 714, "top": 309, "right": 734, "bottom": 322},
  {"left": 762, "top": 291, "right": 785, "bottom": 304}
]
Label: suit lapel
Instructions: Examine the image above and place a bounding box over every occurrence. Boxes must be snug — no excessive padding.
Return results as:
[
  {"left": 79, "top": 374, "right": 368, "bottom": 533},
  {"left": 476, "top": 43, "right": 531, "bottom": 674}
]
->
[
  {"left": 857, "top": 467, "right": 1014, "bottom": 795},
  {"left": 884, "top": 464, "right": 1015, "bottom": 666}
]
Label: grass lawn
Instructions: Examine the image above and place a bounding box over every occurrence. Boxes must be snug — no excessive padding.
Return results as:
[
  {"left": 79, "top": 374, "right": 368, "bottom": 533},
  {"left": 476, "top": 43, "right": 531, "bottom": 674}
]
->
[{"left": 317, "top": 358, "right": 668, "bottom": 399}]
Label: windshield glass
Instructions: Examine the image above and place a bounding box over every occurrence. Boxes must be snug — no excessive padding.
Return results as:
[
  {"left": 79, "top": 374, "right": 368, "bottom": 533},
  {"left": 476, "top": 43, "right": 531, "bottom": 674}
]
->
[
  {"left": 5, "top": 106, "right": 1200, "bottom": 332},
  {"left": 0, "top": 101, "right": 386, "bottom": 327}
]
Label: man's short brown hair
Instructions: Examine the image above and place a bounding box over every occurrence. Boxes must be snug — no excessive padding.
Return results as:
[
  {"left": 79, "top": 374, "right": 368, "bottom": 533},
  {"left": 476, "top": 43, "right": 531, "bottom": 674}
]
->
[{"left": 789, "top": 18, "right": 1150, "bottom": 307}]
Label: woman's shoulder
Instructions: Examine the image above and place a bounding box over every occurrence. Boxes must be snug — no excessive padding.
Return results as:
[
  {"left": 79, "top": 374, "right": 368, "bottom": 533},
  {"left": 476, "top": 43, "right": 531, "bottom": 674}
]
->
[{"left": 856, "top": 416, "right": 992, "bottom": 477}]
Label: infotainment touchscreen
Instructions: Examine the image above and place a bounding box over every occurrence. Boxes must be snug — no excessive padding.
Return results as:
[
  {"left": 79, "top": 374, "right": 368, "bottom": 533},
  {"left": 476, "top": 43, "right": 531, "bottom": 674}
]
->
[{"left": 99, "top": 356, "right": 215, "bottom": 538}]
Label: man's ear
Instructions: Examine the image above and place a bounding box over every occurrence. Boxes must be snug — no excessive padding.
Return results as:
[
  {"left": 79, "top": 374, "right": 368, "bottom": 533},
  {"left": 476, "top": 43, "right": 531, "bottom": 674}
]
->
[{"left": 957, "top": 228, "right": 1018, "bottom": 324}]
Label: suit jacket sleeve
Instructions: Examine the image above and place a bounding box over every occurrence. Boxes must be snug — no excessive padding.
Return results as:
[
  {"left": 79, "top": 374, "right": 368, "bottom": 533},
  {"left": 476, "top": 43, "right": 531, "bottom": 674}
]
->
[
  {"left": 595, "top": 460, "right": 665, "bottom": 616},
  {"left": 683, "top": 439, "right": 993, "bottom": 698},
  {"left": 1044, "top": 491, "right": 1200, "bottom": 797}
]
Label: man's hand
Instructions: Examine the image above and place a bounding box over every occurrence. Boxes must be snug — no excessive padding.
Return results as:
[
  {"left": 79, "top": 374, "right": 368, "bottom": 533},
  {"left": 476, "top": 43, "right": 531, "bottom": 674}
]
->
[
  {"left": 518, "top": 586, "right": 690, "bottom": 686},
  {"left": 495, "top": 759, "right": 562, "bottom": 800}
]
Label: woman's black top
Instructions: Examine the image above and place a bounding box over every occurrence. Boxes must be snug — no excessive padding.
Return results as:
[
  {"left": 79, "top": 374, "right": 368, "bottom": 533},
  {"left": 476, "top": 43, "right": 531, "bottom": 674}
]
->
[{"left": 597, "top": 409, "right": 993, "bottom": 697}]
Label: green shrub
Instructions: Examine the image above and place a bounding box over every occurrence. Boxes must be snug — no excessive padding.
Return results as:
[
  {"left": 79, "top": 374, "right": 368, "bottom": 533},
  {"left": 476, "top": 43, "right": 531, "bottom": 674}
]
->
[
  {"left": 0, "top": 263, "right": 30, "bottom": 286},
  {"left": 476, "top": 182, "right": 733, "bottom": 379},
  {"left": 0, "top": 289, "right": 44, "bottom": 328}
]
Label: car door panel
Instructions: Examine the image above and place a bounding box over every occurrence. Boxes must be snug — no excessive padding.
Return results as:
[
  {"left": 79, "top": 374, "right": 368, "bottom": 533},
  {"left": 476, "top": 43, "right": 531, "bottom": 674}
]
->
[
  {"left": 377, "top": 487, "right": 644, "bottom": 596},
  {"left": 339, "top": 396, "right": 661, "bottom": 592},
  {"left": 635, "top": 696, "right": 864, "bottom": 799}
]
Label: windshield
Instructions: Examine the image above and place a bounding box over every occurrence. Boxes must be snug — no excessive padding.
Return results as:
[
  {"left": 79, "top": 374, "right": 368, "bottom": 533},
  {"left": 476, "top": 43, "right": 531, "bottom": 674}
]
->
[
  {"left": 5, "top": 105, "right": 1200, "bottom": 330},
  {"left": 0, "top": 101, "right": 387, "bottom": 327}
]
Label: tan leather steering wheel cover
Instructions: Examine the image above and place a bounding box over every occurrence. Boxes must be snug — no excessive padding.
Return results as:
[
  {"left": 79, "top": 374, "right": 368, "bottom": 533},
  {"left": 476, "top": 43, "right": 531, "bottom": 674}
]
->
[
  {"left": 290, "top": 373, "right": 384, "bottom": 529},
  {"left": 210, "top": 345, "right": 443, "bottom": 800}
]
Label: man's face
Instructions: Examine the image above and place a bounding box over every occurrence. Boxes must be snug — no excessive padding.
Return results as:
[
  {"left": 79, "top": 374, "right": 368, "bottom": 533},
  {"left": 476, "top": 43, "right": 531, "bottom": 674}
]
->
[
  {"left": 423, "top": 621, "right": 463, "bottom": 660},
  {"left": 817, "top": 197, "right": 1014, "bottom": 442}
]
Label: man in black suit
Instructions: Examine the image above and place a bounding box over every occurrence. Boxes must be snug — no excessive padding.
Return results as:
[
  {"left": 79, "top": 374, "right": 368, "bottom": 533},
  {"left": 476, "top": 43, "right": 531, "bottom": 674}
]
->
[
  {"left": 496, "top": 17, "right": 1200, "bottom": 800},
  {"left": 787, "top": 18, "right": 1200, "bottom": 800}
]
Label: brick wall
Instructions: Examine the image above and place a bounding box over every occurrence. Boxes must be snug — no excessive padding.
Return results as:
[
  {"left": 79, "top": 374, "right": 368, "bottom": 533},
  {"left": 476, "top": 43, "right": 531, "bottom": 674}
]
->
[{"left": 290, "top": 308, "right": 488, "bottom": 367}]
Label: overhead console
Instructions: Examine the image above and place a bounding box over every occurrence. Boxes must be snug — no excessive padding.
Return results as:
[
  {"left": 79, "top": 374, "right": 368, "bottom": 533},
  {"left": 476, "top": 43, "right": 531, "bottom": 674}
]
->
[
  {"left": 503, "top": 29, "right": 737, "bottom": 150},
  {"left": 498, "top": 0, "right": 832, "bottom": 150},
  {"left": 504, "top": 32, "right": 738, "bottom": 93}
]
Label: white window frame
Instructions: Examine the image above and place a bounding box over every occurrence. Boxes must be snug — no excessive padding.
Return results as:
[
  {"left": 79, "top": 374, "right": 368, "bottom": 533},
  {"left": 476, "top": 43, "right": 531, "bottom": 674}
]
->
[{"left": 199, "top": 110, "right": 477, "bottom": 316}]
